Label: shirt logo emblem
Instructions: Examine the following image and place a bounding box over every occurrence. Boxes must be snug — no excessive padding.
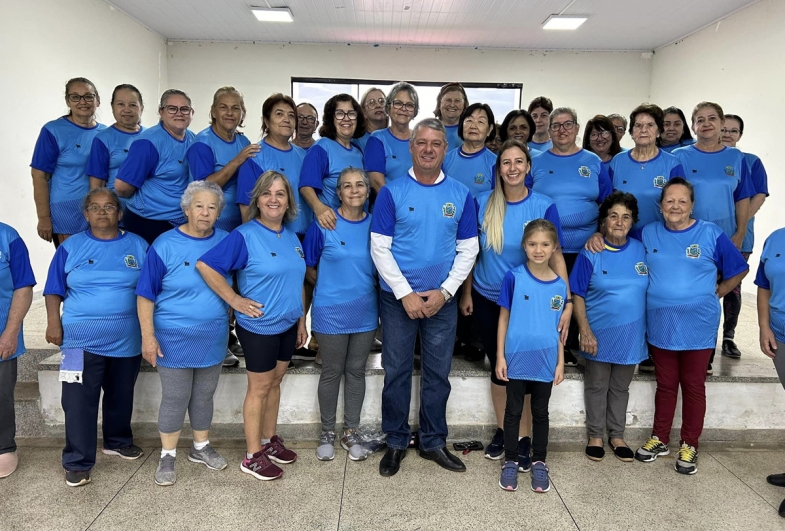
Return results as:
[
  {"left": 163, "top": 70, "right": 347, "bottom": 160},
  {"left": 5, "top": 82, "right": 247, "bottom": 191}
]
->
[
  {"left": 686, "top": 244, "right": 701, "bottom": 259},
  {"left": 724, "top": 165, "right": 735, "bottom": 176},
  {"left": 524, "top": 295, "right": 529, "bottom": 300},
  {"left": 635, "top": 262, "right": 649, "bottom": 275},
  {"left": 271, "top": 252, "right": 277, "bottom": 257},
  {"left": 295, "top": 246, "right": 305, "bottom": 259},
  {"left": 653, "top": 176, "right": 667, "bottom": 188},
  {"left": 578, "top": 166, "right": 591, "bottom": 178},
  {"left": 442, "top": 202, "right": 456, "bottom": 218},
  {"left": 550, "top": 295, "right": 564, "bottom": 311},
  {"left": 474, "top": 173, "right": 485, "bottom": 185},
  {"left": 123, "top": 255, "right": 138, "bottom": 269},
  {"left": 409, "top": 207, "right": 415, "bottom": 212},
  {"left": 184, "top": 261, "right": 190, "bottom": 266}
]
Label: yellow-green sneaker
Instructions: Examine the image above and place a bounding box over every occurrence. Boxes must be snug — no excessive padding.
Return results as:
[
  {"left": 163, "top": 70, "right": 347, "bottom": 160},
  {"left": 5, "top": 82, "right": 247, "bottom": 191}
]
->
[{"left": 635, "top": 436, "right": 669, "bottom": 463}]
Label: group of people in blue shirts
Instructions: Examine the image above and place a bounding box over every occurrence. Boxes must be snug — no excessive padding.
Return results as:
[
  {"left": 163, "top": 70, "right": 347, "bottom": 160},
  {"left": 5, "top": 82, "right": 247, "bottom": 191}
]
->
[{"left": 1, "top": 78, "right": 783, "bottom": 511}]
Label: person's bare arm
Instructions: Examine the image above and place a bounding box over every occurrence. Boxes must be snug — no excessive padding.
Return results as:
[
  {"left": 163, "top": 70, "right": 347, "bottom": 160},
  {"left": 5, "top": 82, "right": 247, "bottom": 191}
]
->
[
  {"left": 32, "top": 169, "right": 53, "bottom": 242},
  {"left": 0, "top": 287, "right": 33, "bottom": 360}
]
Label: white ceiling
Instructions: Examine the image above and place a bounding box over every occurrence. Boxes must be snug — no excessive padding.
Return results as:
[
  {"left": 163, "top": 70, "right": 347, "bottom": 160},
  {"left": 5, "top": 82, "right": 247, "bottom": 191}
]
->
[{"left": 103, "top": 0, "right": 760, "bottom": 51}]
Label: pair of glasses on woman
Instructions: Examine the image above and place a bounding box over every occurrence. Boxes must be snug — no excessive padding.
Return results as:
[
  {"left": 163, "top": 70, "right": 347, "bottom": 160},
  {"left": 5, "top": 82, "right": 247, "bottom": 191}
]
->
[
  {"left": 86, "top": 205, "right": 118, "bottom": 214},
  {"left": 161, "top": 105, "right": 193, "bottom": 115},
  {"left": 392, "top": 100, "right": 416, "bottom": 112},
  {"left": 67, "top": 93, "right": 97, "bottom": 103},
  {"left": 364, "top": 97, "right": 386, "bottom": 108},
  {"left": 550, "top": 120, "right": 576, "bottom": 132},
  {"left": 589, "top": 130, "right": 612, "bottom": 140},
  {"left": 335, "top": 110, "right": 358, "bottom": 121}
]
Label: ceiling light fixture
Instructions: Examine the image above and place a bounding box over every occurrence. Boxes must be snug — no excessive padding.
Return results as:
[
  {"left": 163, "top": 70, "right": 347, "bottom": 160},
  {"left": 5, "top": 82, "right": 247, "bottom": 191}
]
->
[
  {"left": 251, "top": 7, "right": 294, "bottom": 22},
  {"left": 542, "top": 15, "right": 588, "bottom": 30}
]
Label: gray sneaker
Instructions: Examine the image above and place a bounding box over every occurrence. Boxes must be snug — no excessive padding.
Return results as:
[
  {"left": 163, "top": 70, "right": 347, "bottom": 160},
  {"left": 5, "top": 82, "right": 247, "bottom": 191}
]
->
[
  {"left": 155, "top": 455, "right": 176, "bottom": 486},
  {"left": 341, "top": 428, "right": 368, "bottom": 461},
  {"left": 223, "top": 350, "right": 240, "bottom": 368},
  {"left": 188, "top": 444, "right": 228, "bottom": 470},
  {"left": 317, "top": 431, "right": 335, "bottom": 461}
]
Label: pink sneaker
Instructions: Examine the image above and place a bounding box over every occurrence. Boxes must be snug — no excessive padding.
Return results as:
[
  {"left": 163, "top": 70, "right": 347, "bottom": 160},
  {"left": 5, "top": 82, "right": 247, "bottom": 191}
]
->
[
  {"left": 264, "top": 435, "right": 298, "bottom": 464},
  {"left": 0, "top": 451, "right": 18, "bottom": 478},
  {"left": 240, "top": 451, "right": 283, "bottom": 481}
]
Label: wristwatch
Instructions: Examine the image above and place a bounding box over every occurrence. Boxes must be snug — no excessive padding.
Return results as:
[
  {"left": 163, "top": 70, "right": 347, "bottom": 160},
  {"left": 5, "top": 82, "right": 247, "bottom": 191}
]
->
[{"left": 440, "top": 287, "right": 453, "bottom": 303}]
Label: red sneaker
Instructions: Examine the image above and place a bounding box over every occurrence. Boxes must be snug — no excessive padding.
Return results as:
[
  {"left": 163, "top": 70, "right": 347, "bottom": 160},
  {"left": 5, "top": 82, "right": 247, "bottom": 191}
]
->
[
  {"left": 264, "top": 435, "right": 298, "bottom": 464},
  {"left": 240, "top": 451, "right": 283, "bottom": 481}
]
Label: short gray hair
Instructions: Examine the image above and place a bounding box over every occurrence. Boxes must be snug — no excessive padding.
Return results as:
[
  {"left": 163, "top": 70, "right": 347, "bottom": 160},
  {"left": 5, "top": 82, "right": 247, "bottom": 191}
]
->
[
  {"left": 336, "top": 167, "right": 371, "bottom": 194},
  {"left": 550, "top": 107, "right": 578, "bottom": 125},
  {"left": 386, "top": 82, "right": 419, "bottom": 118},
  {"left": 82, "top": 188, "right": 121, "bottom": 212},
  {"left": 180, "top": 181, "right": 226, "bottom": 217},
  {"left": 411, "top": 117, "right": 447, "bottom": 143},
  {"left": 608, "top": 113, "right": 628, "bottom": 128}
]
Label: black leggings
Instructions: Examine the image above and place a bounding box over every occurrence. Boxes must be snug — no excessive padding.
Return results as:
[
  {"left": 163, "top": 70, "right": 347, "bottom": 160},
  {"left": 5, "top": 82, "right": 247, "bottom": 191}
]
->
[
  {"left": 472, "top": 287, "right": 505, "bottom": 386},
  {"left": 504, "top": 379, "right": 552, "bottom": 462},
  {"left": 562, "top": 253, "right": 580, "bottom": 351},
  {"left": 123, "top": 210, "right": 175, "bottom": 246}
]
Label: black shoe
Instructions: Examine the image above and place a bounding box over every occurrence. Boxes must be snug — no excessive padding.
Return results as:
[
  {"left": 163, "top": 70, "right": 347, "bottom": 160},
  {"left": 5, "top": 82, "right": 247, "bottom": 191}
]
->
[
  {"left": 768, "top": 473, "right": 785, "bottom": 487},
  {"left": 418, "top": 447, "right": 466, "bottom": 472},
  {"left": 638, "top": 358, "right": 655, "bottom": 373},
  {"left": 608, "top": 439, "right": 635, "bottom": 462},
  {"left": 585, "top": 442, "right": 605, "bottom": 462},
  {"left": 102, "top": 445, "right": 144, "bottom": 460},
  {"left": 379, "top": 448, "right": 406, "bottom": 476},
  {"left": 779, "top": 498, "right": 785, "bottom": 518},
  {"left": 722, "top": 339, "right": 741, "bottom": 359},
  {"left": 463, "top": 344, "right": 486, "bottom": 363},
  {"left": 563, "top": 349, "right": 578, "bottom": 367},
  {"left": 65, "top": 469, "right": 91, "bottom": 487},
  {"left": 291, "top": 347, "right": 317, "bottom": 361}
]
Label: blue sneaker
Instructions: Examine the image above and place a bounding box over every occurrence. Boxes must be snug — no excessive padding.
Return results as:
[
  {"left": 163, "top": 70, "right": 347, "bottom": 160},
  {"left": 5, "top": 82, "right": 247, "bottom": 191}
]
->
[
  {"left": 498, "top": 461, "right": 518, "bottom": 491},
  {"left": 484, "top": 428, "right": 504, "bottom": 460},
  {"left": 518, "top": 436, "right": 532, "bottom": 472},
  {"left": 531, "top": 461, "right": 550, "bottom": 493}
]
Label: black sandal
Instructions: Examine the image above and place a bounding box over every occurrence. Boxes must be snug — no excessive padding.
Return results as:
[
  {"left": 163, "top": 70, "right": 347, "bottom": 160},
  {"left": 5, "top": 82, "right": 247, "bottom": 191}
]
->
[
  {"left": 585, "top": 440, "right": 605, "bottom": 461},
  {"left": 608, "top": 439, "right": 635, "bottom": 462}
]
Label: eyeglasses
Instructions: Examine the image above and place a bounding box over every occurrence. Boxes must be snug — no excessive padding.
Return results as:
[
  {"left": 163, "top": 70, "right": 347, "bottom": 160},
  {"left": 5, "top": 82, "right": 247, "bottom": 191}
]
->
[
  {"left": 392, "top": 100, "right": 416, "bottom": 112},
  {"left": 298, "top": 115, "right": 316, "bottom": 124},
  {"left": 87, "top": 204, "right": 118, "bottom": 214},
  {"left": 68, "top": 93, "right": 97, "bottom": 103},
  {"left": 614, "top": 126, "right": 626, "bottom": 134},
  {"left": 589, "top": 130, "right": 612, "bottom": 140},
  {"left": 364, "top": 97, "right": 385, "bottom": 108},
  {"left": 162, "top": 105, "right": 193, "bottom": 115},
  {"left": 334, "top": 110, "right": 358, "bottom": 121},
  {"left": 722, "top": 128, "right": 741, "bottom": 135},
  {"left": 549, "top": 120, "right": 576, "bottom": 132}
]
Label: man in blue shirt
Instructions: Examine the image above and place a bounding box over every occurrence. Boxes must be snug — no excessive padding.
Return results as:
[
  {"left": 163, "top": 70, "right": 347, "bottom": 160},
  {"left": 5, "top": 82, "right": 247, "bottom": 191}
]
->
[{"left": 371, "top": 118, "right": 479, "bottom": 476}]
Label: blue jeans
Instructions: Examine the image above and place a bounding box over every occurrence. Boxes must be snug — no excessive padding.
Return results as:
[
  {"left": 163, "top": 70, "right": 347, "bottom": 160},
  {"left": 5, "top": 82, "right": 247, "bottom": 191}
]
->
[{"left": 380, "top": 290, "right": 457, "bottom": 452}]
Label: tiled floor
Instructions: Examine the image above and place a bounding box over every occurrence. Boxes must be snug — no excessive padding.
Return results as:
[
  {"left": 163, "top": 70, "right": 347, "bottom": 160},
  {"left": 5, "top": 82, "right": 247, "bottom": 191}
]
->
[{"left": 3, "top": 444, "right": 785, "bottom": 531}]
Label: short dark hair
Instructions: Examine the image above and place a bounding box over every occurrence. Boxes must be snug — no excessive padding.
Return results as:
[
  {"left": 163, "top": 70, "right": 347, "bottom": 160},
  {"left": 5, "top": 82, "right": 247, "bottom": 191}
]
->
[
  {"left": 319, "top": 94, "right": 366, "bottom": 140},
  {"left": 598, "top": 191, "right": 639, "bottom": 229},
  {"left": 629, "top": 103, "right": 664, "bottom": 135},
  {"left": 582, "top": 115, "right": 622, "bottom": 158},
  {"left": 434, "top": 83, "right": 469, "bottom": 120},
  {"left": 660, "top": 176, "right": 695, "bottom": 204},
  {"left": 111, "top": 84, "right": 143, "bottom": 107},
  {"left": 724, "top": 114, "right": 745, "bottom": 136},
  {"left": 528, "top": 96, "right": 553, "bottom": 114},
  {"left": 82, "top": 187, "right": 121, "bottom": 212},
  {"left": 499, "top": 110, "right": 535, "bottom": 143},
  {"left": 261, "top": 93, "right": 298, "bottom": 136},
  {"left": 457, "top": 103, "right": 496, "bottom": 142},
  {"left": 660, "top": 106, "right": 694, "bottom": 146}
]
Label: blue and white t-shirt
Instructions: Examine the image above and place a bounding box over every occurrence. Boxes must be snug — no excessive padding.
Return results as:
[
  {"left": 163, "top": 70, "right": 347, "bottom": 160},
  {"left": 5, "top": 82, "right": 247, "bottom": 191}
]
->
[
  {"left": 303, "top": 212, "right": 378, "bottom": 335},
  {"left": 136, "top": 228, "right": 231, "bottom": 368},
  {"left": 473, "top": 189, "right": 563, "bottom": 303},
  {"left": 0, "top": 223, "right": 36, "bottom": 361},
  {"left": 498, "top": 264, "right": 567, "bottom": 382},
  {"left": 569, "top": 239, "right": 648, "bottom": 364},
  {"left": 741, "top": 152, "right": 769, "bottom": 253},
  {"left": 528, "top": 139, "right": 553, "bottom": 153},
  {"left": 31, "top": 117, "right": 107, "bottom": 234},
  {"left": 642, "top": 220, "right": 748, "bottom": 351},
  {"left": 754, "top": 228, "right": 785, "bottom": 343},
  {"left": 187, "top": 126, "right": 250, "bottom": 232},
  {"left": 43, "top": 230, "right": 148, "bottom": 357},
  {"left": 198, "top": 220, "right": 305, "bottom": 335},
  {"left": 442, "top": 147, "right": 497, "bottom": 198},
  {"left": 363, "top": 128, "right": 413, "bottom": 184},
  {"left": 660, "top": 138, "right": 696, "bottom": 153},
  {"left": 444, "top": 124, "right": 462, "bottom": 153},
  {"left": 609, "top": 149, "right": 684, "bottom": 230},
  {"left": 527, "top": 149, "right": 613, "bottom": 253},
  {"left": 237, "top": 140, "right": 311, "bottom": 235},
  {"left": 352, "top": 131, "right": 372, "bottom": 155},
  {"left": 299, "top": 137, "right": 364, "bottom": 209},
  {"left": 116, "top": 123, "right": 196, "bottom": 223}
]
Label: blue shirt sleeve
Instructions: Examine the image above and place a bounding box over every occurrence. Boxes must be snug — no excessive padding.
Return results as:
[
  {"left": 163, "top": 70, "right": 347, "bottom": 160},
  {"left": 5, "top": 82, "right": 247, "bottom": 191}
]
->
[
  {"left": 302, "top": 221, "right": 326, "bottom": 267},
  {"left": 198, "top": 230, "right": 249, "bottom": 275},
  {"left": 670, "top": 164, "right": 685, "bottom": 178},
  {"left": 544, "top": 203, "right": 565, "bottom": 248},
  {"left": 754, "top": 259, "right": 770, "bottom": 290},
  {"left": 498, "top": 270, "right": 515, "bottom": 309},
  {"left": 749, "top": 158, "right": 769, "bottom": 196},
  {"left": 370, "top": 186, "right": 396, "bottom": 237},
  {"left": 733, "top": 158, "right": 754, "bottom": 202},
  {"left": 363, "top": 136, "right": 386, "bottom": 174},
  {"left": 524, "top": 172, "right": 533, "bottom": 188},
  {"left": 713, "top": 232, "right": 749, "bottom": 279},
  {"left": 43, "top": 246, "right": 69, "bottom": 297},
  {"left": 30, "top": 127, "right": 59, "bottom": 173},
  {"left": 597, "top": 165, "right": 613, "bottom": 204},
  {"left": 8, "top": 238, "right": 36, "bottom": 289},
  {"left": 236, "top": 159, "right": 263, "bottom": 206},
  {"left": 186, "top": 142, "right": 218, "bottom": 181},
  {"left": 299, "top": 145, "right": 330, "bottom": 192},
  {"left": 629, "top": 226, "right": 644, "bottom": 241},
  {"left": 568, "top": 252, "right": 593, "bottom": 298},
  {"left": 135, "top": 246, "right": 168, "bottom": 301},
  {"left": 86, "top": 137, "right": 110, "bottom": 180},
  {"left": 457, "top": 192, "right": 478, "bottom": 240},
  {"left": 116, "top": 139, "right": 159, "bottom": 189}
]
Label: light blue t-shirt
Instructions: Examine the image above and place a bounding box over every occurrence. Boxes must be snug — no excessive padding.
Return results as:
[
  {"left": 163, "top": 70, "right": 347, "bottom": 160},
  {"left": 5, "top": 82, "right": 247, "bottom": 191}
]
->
[
  {"left": 117, "top": 123, "right": 196, "bottom": 223},
  {"left": 674, "top": 145, "right": 754, "bottom": 238},
  {"left": 0, "top": 224, "right": 36, "bottom": 361},
  {"left": 529, "top": 139, "right": 553, "bottom": 152},
  {"left": 444, "top": 124, "right": 462, "bottom": 153},
  {"left": 741, "top": 152, "right": 769, "bottom": 253},
  {"left": 303, "top": 212, "right": 378, "bottom": 335},
  {"left": 198, "top": 221, "right": 305, "bottom": 335},
  {"left": 473, "top": 189, "right": 563, "bottom": 303},
  {"left": 43, "top": 230, "right": 148, "bottom": 357},
  {"left": 237, "top": 139, "right": 312, "bottom": 235},
  {"left": 31, "top": 117, "right": 107, "bottom": 234},
  {"left": 660, "top": 138, "right": 696, "bottom": 153},
  {"left": 755, "top": 228, "right": 785, "bottom": 343},
  {"left": 186, "top": 126, "right": 251, "bottom": 232},
  {"left": 527, "top": 149, "right": 613, "bottom": 253},
  {"left": 364, "top": 128, "right": 413, "bottom": 183},
  {"left": 642, "top": 220, "right": 748, "bottom": 351},
  {"left": 352, "top": 131, "right": 372, "bottom": 155},
  {"left": 442, "top": 147, "right": 497, "bottom": 198},
  {"left": 570, "top": 239, "right": 648, "bottom": 364},
  {"left": 609, "top": 149, "right": 685, "bottom": 230},
  {"left": 498, "top": 264, "right": 567, "bottom": 382},
  {"left": 299, "top": 138, "right": 364, "bottom": 209},
  {"left": 371, "top": 173, "right": 477, "bottom": 293},
  {"left": 136, "top": 228, "right": 231, "bottom": 368}
]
